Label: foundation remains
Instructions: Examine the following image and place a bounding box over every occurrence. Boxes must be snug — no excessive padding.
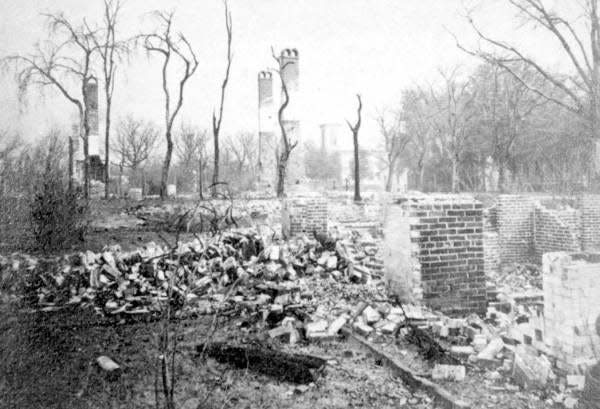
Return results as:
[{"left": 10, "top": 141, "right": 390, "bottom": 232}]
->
[{"left": 543, "top": 252, "right": 600, "bottom": 369}]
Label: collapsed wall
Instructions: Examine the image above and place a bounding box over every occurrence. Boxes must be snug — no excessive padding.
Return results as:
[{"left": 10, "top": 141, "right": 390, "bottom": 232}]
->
[
  {"left": 543, "top": 252, "right": 600, "bottom": 370},
  {"left": 281, "top": 195, "right": 328, "bottom": 237},
  {"left": 384, "top": 195, "right": 486, "bottom": 316}
]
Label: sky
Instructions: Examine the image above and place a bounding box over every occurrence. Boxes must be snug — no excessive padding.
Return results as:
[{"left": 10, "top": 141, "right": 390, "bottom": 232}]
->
[{"left": 0, "top": 0, "right": 583, "bottom": 151}]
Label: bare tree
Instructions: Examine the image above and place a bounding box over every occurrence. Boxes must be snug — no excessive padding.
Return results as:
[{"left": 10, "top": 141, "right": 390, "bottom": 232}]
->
[
  {"left": 346, "top": 94, "right": 362, "bottom": 202},
  {"left": 471, "top": 62, "right": 546, "bottom": 191},
  {"left": 3, "top": 13, "right": 97, "bottom": 198},
  {"left": 401, "top": 88, "right": 436, "bottom": 190},
  {"left": 457, "top": 0, "right": 600, "bottom": 180},
  {"left": 88, "top": 0, "right": 129, "bottom": 199},
  {"left": 175, "top": 124, "right": 207, "bottom": 198},
  {"left": 211, "top": 0, "right": 233, "bottom": 197},
  {"left": 112, "top": 116, "right": 159, "bottom": 194},
  {"left": 226, "top": 132, "right": 255, "bottom": 174},
  {"left": 430, "top": 68, "right": 477, "bottom": 192},
  {"left": 377, "top": 108, "right": 412, "bottom": 192},
  {"left": 140, "top": 11, "right": 198, "bottom": 199},
  {"left": 272, "top": 48, "right": 298, "bottom": 198}
]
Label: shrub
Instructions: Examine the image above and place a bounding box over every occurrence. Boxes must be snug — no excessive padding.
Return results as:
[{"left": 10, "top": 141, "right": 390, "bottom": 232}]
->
[{"left": 30, "top": 172, "right": 88, "bottom": 251}]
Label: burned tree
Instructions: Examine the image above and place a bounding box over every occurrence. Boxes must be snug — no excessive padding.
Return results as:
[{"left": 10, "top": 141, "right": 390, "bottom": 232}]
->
[
  {"left": 346, "top": 94, "right": 363, "bottom": 202},
  {"left": 89, "top": 0, "right": 129, "bottom": 199},
  {"left": 211, "top": 0, "right": 233, "bottom": 197},
  {"left": 140, "top": 11, "right": 198, "bottom": 199},
  {"left": 272, "top": 48, "right": 298, "bottom": 198},
  {"left": 3, "top": 13, "right": 97, "bottom": 198}
]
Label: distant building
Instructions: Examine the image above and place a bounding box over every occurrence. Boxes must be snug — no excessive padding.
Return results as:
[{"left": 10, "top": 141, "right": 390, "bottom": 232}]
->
[{"left": 319, "top": 122, "right": 385, "bottom": 188}]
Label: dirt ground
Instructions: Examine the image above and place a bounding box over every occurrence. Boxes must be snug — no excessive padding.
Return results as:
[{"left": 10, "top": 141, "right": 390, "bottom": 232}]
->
[
  {"left": 0, "top": 304, "right": 416, "bottom": 409},
  {"left": 0, "top": 198, "right": 569, "bottom": 409},
  {"left": 0, "top": 300, "right": 557, "bottom": 409}
]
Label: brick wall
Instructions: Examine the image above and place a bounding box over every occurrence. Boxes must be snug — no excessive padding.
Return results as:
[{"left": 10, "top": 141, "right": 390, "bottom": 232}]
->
[
  {"left": 580, "top": 194, "right": 600, "bottom": 251},
  {"left": 327, "top": 200, "right": 384, "bottom": 237},
  {"left": 484, "top": 231, "right": 500, "bottom": 276},
  {"left": 543, "top": 252, "right": 600, "bottom": 368},
  {"left": 534, "top": 205, "right": 580, "bottom": 262},
  {"left": 497, "top": 195, "right": 536, "bottom": 265},
  {"left": 282, "top": 195, "right": 327, "bottom": 237},
  {"left": 382, "top": 204, "right": 420, "bottom": 302},
  {"left": 404, "top": 195, "right": 486, "bottom": 315}
]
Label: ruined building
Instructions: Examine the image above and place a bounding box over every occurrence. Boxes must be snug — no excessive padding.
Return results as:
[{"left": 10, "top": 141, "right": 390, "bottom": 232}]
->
[
  {"left": 258, "top": 70, "right": 275, "bottom": 186},
  {"left": 72, "top": 76, "right": 105, "bottom": 187},
  {"left": 257, "top": 48, "right": 301, "bottom": 188}
]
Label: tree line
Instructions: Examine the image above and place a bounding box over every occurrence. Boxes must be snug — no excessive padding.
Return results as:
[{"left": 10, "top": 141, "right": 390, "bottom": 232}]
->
[
  {"left": 379, "top": 0, "right": 600, "bottom": 194},
  {"left": 1, "top": 0, "right": 301, "bottom": 199}
]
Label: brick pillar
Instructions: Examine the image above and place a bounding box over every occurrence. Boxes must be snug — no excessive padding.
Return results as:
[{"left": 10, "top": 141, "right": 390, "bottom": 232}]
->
[
  {"left": 402, "top": 196, "right": 486, "bottom": 316},
  {"left": 580, "top": 194, "right": 600, "bottom": 251}
]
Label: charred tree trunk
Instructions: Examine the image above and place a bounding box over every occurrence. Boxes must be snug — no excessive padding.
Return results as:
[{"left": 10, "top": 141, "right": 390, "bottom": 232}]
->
[
  {"left": 68, "top": 136, "right": 74, "bottom": 192},
  {"left": 104, "top": 99, "right": 111, "bottom": 199},
  {"left": 273, "top": 48, "right": 297, "bottom": 198},
  {"left": 212, "top": 134, "right": 219, "bottom": 196},
  {"left": 82, "top": 110, "right": 90, "bottom": 200},
  {"left": 161, "top": 134, "right": 173, "bottom": 198},
  {"left": 451, "top": 157, "right": 458, "bottom": 193},
  {"left": 385, "top": 160, "right": 395, "bottom": 192},
  {"left": 276, "top": 151, "right": 289, "bottom": 198},
  {"left": 198, "top": 157, "right": 204, "bottom": 200},
  {"left": 211, "top": 2, "right": 233, "bottom": 197},
  {"left": 347, "top": 94, "right": 362, "bottom": 202},
  {"left": 197, "top": 342, "right": 326, "bottom": 384}
]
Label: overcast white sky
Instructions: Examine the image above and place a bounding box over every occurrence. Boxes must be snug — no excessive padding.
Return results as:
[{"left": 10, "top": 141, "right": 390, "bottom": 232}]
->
[{"left": 0, "top": 0, "right": 583, "bottom": 150}]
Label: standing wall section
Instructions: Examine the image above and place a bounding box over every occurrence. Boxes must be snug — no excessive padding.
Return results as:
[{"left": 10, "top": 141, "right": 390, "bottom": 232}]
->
[
  {"left": 406, "top": 196, "right": 486, "bottom": 315},
  {"left": 282, "top": 195, "right": 328, "bottom": 237},
  {"left": 580, "top": 194, "right": 600, "bottom": 251},
  {"left": 534, "top": 205, "right": 580, "bottom": 262},
  {"left": 497, "top": 195, "right": 536, "bottom": 265}
]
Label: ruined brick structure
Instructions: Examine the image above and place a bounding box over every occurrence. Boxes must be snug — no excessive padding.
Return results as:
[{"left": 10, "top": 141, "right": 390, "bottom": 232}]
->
[
  {"left": 580, "top": 194, "right": 600, "bottom": 251},
  {"left": 485, "top": 194, "right": 600, "bottom": 266},
  {"left": 543, "top": 252, "right": 600, "bottom": 370},
  {"left": 496, "top": 195, "right": 535, "bottom": 264},
  {"left": 534, "top": 205, "right": 580, "bottom": 260},
  {"left": 384, "top": 195, "right": 486, "bottom": 316},
  {"left": 282, "top": 195, "right": 327, "bottom": 237}
]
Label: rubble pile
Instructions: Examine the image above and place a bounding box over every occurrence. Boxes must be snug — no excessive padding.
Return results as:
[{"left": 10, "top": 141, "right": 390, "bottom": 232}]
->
[
  {"left": 491, "top": 264, "right": 542, "bottom": 294},
  {"left": 1, "top": 223, "right": 595, "bottom": 407},
  {"left": 130, "top": 200, "right": 281, "bottom": 232},
  {"left": 0, "top": 230, "right": 382, "bottom": 320}
]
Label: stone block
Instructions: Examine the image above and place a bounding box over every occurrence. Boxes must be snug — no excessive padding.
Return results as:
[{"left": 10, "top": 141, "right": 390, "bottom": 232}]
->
[{"left": 431, "top": 364, "right": 466, "bottom": 381}]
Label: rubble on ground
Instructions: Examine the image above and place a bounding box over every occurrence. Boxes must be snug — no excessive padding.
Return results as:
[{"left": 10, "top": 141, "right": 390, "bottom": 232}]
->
[
  {"left": 0, "top": 229, "right": 384, "bottom": 320},
  {"left": 0, "top": 228, "right": 593, "bottom": 408},
  {"left": 129, "top": 200, "right": 282, "bottom": 232}
]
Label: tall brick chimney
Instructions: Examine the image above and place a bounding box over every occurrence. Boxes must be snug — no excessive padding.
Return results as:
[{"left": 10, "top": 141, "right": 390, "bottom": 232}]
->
[
  {"left": 258, "top": 70, "right": 276, "bottom": 185},
  {"left": 84, "top": 76, "right": 100, "bottom": 157},
  {"left": 279, "top": 48, "right": 300, "bottom": 147}
]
